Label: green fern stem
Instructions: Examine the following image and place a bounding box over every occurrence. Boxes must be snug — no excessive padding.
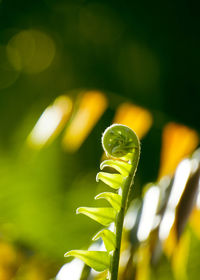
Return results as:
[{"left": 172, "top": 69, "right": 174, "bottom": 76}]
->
[{"left": 110, "top": 148, "right": 140, "bottom": 280}]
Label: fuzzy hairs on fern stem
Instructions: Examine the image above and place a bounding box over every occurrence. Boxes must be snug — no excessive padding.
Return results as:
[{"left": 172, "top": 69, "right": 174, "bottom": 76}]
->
[{"left": 102, "top": 124, "right": 140, "bottom": 280}]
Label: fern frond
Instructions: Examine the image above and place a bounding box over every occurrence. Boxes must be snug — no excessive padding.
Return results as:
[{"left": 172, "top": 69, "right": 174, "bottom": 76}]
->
[
  {"left": 76, "top": 207, "right": 116, "bottom": 226},
  {"left": 65, "top": 250, "right": 110, "bottom": 272},
  {"left": 65, "top": 124, "right": 140, "bottom": 280},
  {"left": 96, "top": 172, "right": 125, "bottom": 189},
  {"left": 95, "top": 192, "right": 122, "bottom": 212},
  {"left": 92, "top": 229, "right": 116, "bottom": 252},
  {"left": 100, "top": 159, "right": 131, "bottom": 176}
]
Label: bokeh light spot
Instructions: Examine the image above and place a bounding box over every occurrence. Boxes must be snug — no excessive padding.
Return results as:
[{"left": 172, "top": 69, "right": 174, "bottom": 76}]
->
[
  {"left": 158, "top": 123, "right": 199, "bottom": 179},
  {"left": 62, "top": 91, "right": 108, "bottom": 152},
  {"left": 6, "top": 30, "right": 56, "bottom": 74},
  {"left": 27, "top": 96, "right": 72, "bottom": 148},
  {"left": 113, "top": 103, "right": 152, "bottom": 139},
  {"left": 137, "top": 186, "right": 160, "bottom": 242}
]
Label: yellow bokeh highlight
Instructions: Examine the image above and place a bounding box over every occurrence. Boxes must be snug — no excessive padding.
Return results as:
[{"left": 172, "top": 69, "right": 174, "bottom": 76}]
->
[
  {"left": 27, "top": 96, "right": 72, "bottom": 149},
  {"left": 190, "top": 207, "right": 200, "bottom": 239},
  {"left": 6, "top": 29, "right": 55, "bottom": 73},
  {"left": 158, "top": 123, "right": 199, "bottom": 179},
  {"left": 163, "top": 223, "right": 177, "bottom": 258},
  {"left": 62, "top": 91, "right": 107, "bottom": 152},
  {"left": 113, "top": 103, "right": 152, "bottom": 139},
  {"left": 171, "top": 231, "right": 190, "bottom": 280}
]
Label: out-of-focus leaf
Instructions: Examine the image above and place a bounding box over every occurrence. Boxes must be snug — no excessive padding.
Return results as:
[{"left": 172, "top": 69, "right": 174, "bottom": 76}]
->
[
  {"left": 95, "top": 192, "right": 122, "bottom": 212},
  {"left": 135, "top": 244, "right": 150, "bottom": 280},
  {"left": 96, "top": 172, "right": 125, "bottom": 189},
  {"left": 100, "top": 159, "right": 131, "bottom": 176},
  {"left": 92, "top": 229, "right": 116, "bottom": 252},
  {"left": 62, "top": 91, "right": 108, "bottom": 152},
  {"left": 76, "top": 207, "right": 116, "bottom": 226},
  {"left": 64, "top": 250, "right": 110, "bottom": 272},
  {"left": 158, "top": 123, "right": 199, "bottom": 179},
  {"left": 190, "top": 208, "right": 200, "bottom": 239}
]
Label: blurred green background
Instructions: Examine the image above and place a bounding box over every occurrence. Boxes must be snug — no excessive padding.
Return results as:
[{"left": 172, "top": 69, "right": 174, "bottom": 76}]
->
[{"left": 0, "top": 0, "right": 200, "bottom": 279}]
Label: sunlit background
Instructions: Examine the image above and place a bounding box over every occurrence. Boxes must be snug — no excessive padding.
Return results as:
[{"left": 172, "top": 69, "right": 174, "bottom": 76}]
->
[{"left": 0, "top": 0, "right": 200, "bottom": 279}]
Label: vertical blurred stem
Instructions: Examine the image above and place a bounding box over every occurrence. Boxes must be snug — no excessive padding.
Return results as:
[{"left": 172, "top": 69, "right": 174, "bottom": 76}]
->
[{"left": 80, "top": 264, "right": 91, "bottom": 280}]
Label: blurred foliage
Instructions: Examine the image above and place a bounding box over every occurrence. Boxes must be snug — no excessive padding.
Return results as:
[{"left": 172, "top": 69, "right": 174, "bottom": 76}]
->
[{"left": 0, "top": 0, "right": 200, "bottom": 279}]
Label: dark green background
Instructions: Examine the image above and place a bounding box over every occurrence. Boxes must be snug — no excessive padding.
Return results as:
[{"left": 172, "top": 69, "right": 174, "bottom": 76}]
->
[{"left": 0, "top": 0, "right": 199, "bottom": 277}]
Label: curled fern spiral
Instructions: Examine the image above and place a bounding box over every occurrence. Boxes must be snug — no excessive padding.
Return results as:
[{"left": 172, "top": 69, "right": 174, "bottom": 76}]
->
[{"left": 102, "top": 124, "right": 139, "bottom": 158}]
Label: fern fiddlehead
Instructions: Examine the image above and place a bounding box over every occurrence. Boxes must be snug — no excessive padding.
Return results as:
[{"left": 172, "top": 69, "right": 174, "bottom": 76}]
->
[{"left": 65, "top": 124, "right": 140, "bottom": 280}]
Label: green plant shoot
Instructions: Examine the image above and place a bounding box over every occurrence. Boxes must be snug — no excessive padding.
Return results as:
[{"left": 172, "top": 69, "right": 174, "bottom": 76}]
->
[{"left": 65, "top": 124, "right": 140, "bottom": 280}]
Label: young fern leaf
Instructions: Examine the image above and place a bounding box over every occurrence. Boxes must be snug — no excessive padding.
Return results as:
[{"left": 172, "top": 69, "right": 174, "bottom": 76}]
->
[
  {"left": 65, "top": 124, "right": 140, "bottom": 280},
  {"left": 65, "top": 250, "right": 110, "bottom": 272},
  {"left": 95, "top": 192, "right": 122, "bottom": 212},
  {"left": 77, "top": 207, "right": 116, "bottom": 226},
  {"left": 100, "top": 159, "right": 131, "bottom": 177},
  {"left": 92, "top": 229, "right": 116, "bottom": 252},
  {"left": 96, "top": 172, "right": 125, "bottom": 189}
]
